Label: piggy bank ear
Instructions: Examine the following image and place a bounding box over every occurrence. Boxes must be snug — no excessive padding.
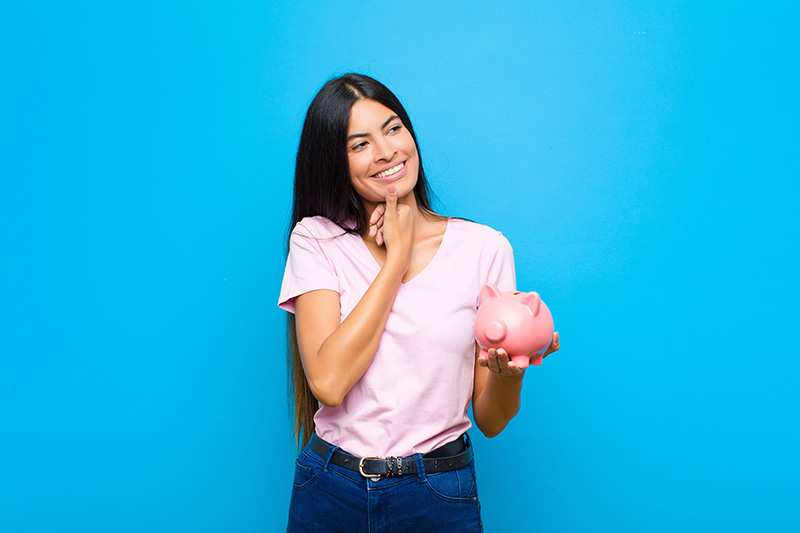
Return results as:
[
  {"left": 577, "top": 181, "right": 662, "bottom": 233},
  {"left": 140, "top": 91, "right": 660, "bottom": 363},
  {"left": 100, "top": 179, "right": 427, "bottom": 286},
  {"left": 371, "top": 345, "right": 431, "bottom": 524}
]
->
[
  {"left": 521, "top": 292, "right": 542, "bottom": 316},
  {"left": 480, "top": 283, "right": 502, "bottom": 305}
]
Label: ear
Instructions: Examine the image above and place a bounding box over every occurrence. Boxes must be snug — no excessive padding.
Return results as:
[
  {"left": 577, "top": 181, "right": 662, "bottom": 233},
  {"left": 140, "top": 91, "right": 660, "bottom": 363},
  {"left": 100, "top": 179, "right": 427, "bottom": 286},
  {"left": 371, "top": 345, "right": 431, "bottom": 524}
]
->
[
  {"left": 521, "top": 292, "right": 541, "bottom": 316},
  {"left": 480, "top": 283, "right": 501, "bottom": 305}
]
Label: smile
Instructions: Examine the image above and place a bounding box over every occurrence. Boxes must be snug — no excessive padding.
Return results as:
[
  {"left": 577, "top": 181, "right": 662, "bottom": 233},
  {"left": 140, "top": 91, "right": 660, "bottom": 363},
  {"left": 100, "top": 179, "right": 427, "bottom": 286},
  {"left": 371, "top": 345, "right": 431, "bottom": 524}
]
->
[{"left": 372, "top": 161, "right": 405, "bottom": 180}]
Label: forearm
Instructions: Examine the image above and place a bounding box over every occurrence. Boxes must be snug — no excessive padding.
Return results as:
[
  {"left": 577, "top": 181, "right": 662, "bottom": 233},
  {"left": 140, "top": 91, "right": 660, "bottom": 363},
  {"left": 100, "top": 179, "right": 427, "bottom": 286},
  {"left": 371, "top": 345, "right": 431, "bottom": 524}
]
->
[
  {"left": 299, "top": 187, "right": 415, "bottom": 407},
  {"left": 472, "top": 372, "right": 524, "bottom": 438},
  {"left": 304, "top": 259, "right": 406, "bottom": 406}
]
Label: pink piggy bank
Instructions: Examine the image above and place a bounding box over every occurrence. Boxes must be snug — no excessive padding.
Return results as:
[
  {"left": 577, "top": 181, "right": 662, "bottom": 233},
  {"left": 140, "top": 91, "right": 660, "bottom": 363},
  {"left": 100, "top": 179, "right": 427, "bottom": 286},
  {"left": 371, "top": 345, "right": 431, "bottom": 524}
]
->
[{"left": 474, "top": 283, "right": 555, "bottom": 368}]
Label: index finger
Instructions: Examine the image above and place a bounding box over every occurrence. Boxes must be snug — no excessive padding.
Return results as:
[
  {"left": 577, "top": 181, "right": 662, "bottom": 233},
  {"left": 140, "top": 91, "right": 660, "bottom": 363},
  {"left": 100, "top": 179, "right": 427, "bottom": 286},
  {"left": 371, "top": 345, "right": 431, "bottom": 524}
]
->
[{"left": 385, "top": 185, "right": 398, "bottom": 209}]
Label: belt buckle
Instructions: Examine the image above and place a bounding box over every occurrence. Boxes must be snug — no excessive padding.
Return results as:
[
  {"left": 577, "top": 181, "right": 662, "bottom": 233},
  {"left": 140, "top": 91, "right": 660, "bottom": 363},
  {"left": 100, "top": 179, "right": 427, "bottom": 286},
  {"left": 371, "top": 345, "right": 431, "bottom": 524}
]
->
[{"left": 358, "top": 456, "right": 382, "bottom": 481}]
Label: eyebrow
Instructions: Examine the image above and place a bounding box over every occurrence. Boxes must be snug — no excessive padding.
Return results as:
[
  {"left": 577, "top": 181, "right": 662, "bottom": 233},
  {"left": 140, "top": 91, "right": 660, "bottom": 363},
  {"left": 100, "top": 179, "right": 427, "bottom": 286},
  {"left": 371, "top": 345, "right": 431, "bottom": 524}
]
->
[{"left": 346, "top": 115, "right": 399, "bottom": 142}]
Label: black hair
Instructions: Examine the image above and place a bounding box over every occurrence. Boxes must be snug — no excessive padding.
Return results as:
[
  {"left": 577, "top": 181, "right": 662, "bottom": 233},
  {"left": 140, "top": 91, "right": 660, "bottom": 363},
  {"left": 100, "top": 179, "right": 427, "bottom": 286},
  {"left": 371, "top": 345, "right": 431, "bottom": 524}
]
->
[
  {"left": 286, "top": 73, "right": 438, "bottom": 446},
  {"left": 291, "top": 73, "right": 436, "bottom": 236}
]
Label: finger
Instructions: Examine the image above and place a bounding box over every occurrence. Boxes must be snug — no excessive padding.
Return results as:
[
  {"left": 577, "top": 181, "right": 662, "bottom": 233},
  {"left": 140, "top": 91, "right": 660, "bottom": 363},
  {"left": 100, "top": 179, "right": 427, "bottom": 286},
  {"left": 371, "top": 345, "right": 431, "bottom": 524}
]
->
[
  {"left": 376, "top": 228, "right": 384, "bottom": 246},
  {"left": 369, "top": 203, "right": 386, "bottom": 225},
  {"left": 496, "top": 349, "right": 510, "bottom": 371},
  {"left": 487, "top": 348, "right": 496, "bottom": 360},
  {"left": 550, "top": 331, "right": 560, "bottom": 351},
  {"left": 381, "top": 186, "right": 398, "bottom": 243},
  {"left": 496, "top": 348, "right": 510, "bottom": 366},
  {"left": 385, "top": 185, "right": 398, "bottom": 213},
  {"left": 488, "top": 350, "right": 501, "bottom": 374}
]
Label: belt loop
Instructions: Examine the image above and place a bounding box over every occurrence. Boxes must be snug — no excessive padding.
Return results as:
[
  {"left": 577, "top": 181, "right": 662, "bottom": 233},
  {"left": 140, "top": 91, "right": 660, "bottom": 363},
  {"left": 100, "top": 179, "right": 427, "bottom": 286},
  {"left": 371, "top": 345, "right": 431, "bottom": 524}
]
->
[
  {"left": 321, "top": 441, "right": 338, "bottom": 473},
  {"left": 413, "top": 453, "right": 427, "bottom": 482}
]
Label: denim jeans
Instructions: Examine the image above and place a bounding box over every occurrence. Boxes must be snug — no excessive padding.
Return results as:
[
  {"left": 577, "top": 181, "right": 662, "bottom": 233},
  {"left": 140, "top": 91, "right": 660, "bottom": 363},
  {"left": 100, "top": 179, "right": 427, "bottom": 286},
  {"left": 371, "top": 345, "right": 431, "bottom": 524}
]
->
[{"left": 286, "top": 439, "right": 483, "bottom": 532}]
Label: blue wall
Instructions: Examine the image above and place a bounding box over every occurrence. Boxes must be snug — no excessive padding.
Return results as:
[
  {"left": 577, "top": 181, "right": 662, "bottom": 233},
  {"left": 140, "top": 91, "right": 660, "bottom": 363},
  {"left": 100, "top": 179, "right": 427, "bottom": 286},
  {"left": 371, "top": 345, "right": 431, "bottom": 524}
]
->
[{"left": 2, "top": 1, "right": 798, "bottom": 531}]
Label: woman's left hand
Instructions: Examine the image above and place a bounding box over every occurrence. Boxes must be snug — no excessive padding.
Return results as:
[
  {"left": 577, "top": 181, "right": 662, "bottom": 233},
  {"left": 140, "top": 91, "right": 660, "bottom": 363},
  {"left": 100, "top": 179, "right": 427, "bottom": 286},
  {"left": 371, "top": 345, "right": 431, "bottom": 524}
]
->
[
  {"left": 478, "top": 331, "right": 561, "bottom": 376},
  {"left": 544, "top": 331, "right": 560, "bottom": 357},
  {"left": 478, "top": 348, "right": 524, "bottom": 377}
]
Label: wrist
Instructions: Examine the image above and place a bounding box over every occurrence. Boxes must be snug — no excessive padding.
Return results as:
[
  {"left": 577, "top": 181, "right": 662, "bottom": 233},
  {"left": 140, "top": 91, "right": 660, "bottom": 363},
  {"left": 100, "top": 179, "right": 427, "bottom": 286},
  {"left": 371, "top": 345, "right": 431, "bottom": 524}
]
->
[
  {"left": 383, "top": 249, "right": 410, "bottom": 274},
  {"left": 378, "top": 255, "right": 408, "bottom": 283}
]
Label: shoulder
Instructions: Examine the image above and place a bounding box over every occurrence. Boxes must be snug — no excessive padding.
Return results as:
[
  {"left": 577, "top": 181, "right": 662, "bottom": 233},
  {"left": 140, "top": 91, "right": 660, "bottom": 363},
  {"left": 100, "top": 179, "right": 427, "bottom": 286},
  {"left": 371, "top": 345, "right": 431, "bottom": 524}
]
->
[
  {"left": 446, "top": 217, "right": 513, "bottom": 250},
  {"left": 292, "top": 216, "right": 349, "bottom": 239}
]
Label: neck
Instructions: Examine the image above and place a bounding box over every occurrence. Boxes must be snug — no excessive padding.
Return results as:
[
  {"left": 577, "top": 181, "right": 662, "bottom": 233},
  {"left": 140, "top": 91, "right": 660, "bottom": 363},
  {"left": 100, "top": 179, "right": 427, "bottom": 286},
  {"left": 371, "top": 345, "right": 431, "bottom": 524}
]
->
[{"left": 360, "top": 192, "right": 441, "bottom": 240}]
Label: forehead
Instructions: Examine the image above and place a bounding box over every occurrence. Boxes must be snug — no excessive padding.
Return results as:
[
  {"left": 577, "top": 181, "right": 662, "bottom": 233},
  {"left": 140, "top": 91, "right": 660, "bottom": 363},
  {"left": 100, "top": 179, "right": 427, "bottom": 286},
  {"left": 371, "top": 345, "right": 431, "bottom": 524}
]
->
[{"left": 347, "top": 99, "right": 397, "bottom": 132}]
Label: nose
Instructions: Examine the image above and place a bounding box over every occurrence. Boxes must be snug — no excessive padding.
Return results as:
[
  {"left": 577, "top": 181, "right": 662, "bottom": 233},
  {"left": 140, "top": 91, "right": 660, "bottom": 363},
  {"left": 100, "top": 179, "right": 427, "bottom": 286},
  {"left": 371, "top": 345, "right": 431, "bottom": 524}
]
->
[
  {"left": 372, "top": 136, "right": 395, "bottom": 162},
  {"left": 485, "top": 320, "right": 507, "bottom": 343}
]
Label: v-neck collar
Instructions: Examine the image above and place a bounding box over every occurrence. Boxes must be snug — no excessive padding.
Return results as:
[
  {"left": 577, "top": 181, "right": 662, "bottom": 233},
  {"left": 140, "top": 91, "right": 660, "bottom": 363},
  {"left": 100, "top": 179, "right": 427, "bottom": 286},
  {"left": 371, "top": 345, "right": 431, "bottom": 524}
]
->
[{"left": 357, "top": 218, "right": 451, "bottom": 286}]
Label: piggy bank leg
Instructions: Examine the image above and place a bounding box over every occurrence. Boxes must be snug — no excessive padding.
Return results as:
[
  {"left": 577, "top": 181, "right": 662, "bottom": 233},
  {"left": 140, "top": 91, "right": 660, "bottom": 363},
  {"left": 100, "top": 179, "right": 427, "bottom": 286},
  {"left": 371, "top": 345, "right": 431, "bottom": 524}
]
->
[
  {"left": 530, "top": 354, "right": 544, "bottom": 366},
  {"left": 510, "top": 354, "right": 530, "bottom": 369}
]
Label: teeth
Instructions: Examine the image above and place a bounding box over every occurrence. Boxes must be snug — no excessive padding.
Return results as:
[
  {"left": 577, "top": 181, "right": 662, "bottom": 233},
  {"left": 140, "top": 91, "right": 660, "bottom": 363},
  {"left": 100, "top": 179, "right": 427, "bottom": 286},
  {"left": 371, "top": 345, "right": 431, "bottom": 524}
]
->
[{"left": 374, "top": 162, "right": 404, "bottom": 179}]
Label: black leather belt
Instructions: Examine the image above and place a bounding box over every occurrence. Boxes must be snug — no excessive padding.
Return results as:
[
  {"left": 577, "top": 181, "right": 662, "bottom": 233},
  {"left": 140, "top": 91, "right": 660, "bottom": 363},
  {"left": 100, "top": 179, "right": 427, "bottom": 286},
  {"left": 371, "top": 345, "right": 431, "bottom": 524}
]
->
[{"left": 308, "top": 433, "right": 473, "bottom": 480}]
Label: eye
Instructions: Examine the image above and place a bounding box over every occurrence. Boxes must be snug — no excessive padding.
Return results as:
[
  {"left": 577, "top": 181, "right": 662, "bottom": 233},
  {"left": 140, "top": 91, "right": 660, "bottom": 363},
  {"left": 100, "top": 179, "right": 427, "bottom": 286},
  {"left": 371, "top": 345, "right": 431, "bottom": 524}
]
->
[
  {"left": 387, "top": 124, "right": 403, "bottom": 135},
  {"left": 349, "top": 141, "right": 367, "bottom": 152}
]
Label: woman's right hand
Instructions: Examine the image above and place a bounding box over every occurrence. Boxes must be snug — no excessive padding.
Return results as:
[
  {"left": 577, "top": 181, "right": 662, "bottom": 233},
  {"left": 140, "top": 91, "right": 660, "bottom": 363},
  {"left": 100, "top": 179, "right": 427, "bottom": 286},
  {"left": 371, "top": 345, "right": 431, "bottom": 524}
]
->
[{"left": 370, "top": 186, "right": 414, "bottom": 269}]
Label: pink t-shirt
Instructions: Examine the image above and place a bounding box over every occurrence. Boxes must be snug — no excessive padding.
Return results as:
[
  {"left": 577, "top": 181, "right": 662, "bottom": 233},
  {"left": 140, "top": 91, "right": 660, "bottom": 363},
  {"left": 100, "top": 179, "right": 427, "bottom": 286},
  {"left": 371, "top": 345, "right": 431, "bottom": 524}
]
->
[{"left": 278, "top": 216, "right": 515, "bottom": 457}]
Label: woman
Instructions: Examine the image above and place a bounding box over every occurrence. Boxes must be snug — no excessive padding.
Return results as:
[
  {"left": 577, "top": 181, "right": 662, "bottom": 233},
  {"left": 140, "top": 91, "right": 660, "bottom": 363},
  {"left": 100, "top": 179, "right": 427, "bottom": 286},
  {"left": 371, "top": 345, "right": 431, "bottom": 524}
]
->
[{"left": 278, "top": 73, "right": 559, "bottom": 532}]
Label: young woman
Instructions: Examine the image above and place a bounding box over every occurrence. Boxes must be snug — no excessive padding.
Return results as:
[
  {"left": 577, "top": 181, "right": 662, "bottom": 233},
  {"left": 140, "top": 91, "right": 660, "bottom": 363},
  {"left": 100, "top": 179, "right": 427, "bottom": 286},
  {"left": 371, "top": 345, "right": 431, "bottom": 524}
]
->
[{"left": 278, "top": 73, "right": 559, "bottom": 532}]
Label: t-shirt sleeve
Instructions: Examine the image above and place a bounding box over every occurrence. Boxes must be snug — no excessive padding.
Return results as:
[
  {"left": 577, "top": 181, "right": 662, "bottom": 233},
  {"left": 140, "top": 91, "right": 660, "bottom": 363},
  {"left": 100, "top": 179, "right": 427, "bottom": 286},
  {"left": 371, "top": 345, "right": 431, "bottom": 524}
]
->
[
  {"left": 278, "top": 221, "right": 340, "bottom": 314},
  {"left": 479, "top": 232, "right": 517, "bottom": 306}
]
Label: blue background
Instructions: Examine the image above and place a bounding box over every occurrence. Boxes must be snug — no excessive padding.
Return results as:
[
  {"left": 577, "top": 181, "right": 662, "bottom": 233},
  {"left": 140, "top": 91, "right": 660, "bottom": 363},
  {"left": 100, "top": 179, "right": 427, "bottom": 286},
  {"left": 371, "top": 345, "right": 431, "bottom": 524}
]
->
[{"left": 2, "top": 1, "right": 798, "bottom": 531}]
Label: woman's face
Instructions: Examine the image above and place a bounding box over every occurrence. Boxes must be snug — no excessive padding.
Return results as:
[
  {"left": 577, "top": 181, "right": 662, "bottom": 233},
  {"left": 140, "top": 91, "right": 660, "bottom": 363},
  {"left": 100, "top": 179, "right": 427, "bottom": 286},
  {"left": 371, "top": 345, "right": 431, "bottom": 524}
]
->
[{"left": 346, "top": 99, "right": 419, "bottom": 207}]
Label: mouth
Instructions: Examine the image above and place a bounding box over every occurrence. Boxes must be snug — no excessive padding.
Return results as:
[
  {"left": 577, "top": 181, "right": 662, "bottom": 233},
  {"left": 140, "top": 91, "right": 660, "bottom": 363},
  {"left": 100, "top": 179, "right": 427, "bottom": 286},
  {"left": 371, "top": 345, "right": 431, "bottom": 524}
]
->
[{"left": 371, "top": 161, "right": 406, "bottom": 182}]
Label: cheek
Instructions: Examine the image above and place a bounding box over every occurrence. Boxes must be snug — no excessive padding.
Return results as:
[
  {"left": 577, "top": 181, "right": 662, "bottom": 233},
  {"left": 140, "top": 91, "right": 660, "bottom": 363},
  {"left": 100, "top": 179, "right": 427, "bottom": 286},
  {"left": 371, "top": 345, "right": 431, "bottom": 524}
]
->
[
  {"left": 347, "top": 152, "right": 367, "bottom": 178},
  {"left": 405, "top": 154, "right": 420, "bottom": 187},
  {"left": 347, "top": 162, "right": 378, "bottom": 199}
]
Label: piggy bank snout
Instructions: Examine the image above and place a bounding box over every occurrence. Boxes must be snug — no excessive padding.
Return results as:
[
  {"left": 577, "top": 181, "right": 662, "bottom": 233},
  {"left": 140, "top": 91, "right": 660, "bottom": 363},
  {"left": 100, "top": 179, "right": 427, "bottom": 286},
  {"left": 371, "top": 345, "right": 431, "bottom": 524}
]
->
[{"left": 484, "top": 320, "right": 507, "bottom": 343}]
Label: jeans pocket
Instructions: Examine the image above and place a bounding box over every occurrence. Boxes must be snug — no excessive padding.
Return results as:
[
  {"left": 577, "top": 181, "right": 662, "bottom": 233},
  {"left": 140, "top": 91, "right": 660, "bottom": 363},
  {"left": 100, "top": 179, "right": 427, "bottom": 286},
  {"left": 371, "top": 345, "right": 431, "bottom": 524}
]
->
[
  {"left": 424, "top": 464, "right": 478, "bottom": 503},
  {"left": 292, "top": 450, "right": 323, "bottom": 490}
]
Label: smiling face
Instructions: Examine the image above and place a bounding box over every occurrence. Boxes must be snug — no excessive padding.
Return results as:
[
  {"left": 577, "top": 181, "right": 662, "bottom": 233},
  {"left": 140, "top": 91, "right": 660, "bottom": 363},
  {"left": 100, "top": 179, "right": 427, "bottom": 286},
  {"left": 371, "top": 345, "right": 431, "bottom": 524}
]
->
[{"left": 346, "top": 98, "right": 419, "bottom": 209}]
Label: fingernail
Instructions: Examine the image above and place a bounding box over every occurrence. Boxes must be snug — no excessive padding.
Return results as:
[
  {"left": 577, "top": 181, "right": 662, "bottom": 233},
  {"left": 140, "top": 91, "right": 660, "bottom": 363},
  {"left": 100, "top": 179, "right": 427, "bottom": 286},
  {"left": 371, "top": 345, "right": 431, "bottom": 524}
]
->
[{"left": 387, "top": 185, "right": 396, "bottom": 194}]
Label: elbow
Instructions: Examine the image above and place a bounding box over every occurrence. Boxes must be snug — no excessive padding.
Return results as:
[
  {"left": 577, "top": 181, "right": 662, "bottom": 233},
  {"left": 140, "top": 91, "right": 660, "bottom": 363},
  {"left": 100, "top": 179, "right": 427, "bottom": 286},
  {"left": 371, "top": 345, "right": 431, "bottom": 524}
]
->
[
  {"left": 317, "top": 394, "right": 343, "bottom": 408},
  {"left": 308, "top": 375, "right": 345, "bottom": 408},
  {"left": 475, "top": 421, "right": 505, "bottom": 439},
  {"left": 479, "top": 427, "right": 500, "bottom": 439},
  {"left": 473, "top": 405, "right": 519, "bottom": 439}
]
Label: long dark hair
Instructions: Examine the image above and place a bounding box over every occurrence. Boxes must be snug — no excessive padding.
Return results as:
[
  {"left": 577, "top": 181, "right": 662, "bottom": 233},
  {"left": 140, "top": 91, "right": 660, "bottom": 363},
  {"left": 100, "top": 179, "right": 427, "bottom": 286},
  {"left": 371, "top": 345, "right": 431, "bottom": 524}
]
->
[{"left": 287, "top": 73, "right": 438, "bottom": 447}]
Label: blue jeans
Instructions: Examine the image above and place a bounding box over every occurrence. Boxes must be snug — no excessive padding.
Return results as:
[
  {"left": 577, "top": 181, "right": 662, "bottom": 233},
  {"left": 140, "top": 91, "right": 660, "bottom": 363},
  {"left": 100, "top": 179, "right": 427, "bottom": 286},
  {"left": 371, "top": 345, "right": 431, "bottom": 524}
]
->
[{"left": 286, "top": 439, "right": 483, "bottom": 532}]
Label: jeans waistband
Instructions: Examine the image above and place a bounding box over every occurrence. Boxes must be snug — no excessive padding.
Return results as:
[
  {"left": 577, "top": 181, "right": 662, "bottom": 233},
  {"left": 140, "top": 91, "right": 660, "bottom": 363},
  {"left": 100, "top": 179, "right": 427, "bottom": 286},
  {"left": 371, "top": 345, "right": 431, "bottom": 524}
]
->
[{"left": 308, "top": 434, "right": 472, "bottom": 480}]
